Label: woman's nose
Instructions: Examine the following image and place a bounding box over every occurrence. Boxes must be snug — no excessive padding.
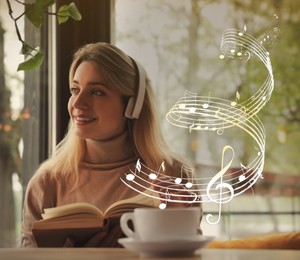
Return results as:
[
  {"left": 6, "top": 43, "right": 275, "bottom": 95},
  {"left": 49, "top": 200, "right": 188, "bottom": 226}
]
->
[{"left": 72, "top": 92, "right": 89, "bottom": 109}]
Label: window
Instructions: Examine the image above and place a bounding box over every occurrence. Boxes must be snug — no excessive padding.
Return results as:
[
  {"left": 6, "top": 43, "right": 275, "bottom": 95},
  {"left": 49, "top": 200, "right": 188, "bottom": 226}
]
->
[
  {"left": 0, "top": 1, "right": 25, "bottom": 247},
  {"left": 0, "top": 0, "right": 48, "bottom": 247},
  {"left": 114, "top": 0, "right": 300, "bottom": 239},
  {"left": 0, "top": 0, "right": 112, "bottom": 248}
]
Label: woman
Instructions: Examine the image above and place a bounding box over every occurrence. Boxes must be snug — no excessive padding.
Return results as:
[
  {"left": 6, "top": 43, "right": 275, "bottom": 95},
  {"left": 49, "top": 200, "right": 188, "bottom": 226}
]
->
[{"left": 21, "top": 42, "right": 201, "bottom": 247}]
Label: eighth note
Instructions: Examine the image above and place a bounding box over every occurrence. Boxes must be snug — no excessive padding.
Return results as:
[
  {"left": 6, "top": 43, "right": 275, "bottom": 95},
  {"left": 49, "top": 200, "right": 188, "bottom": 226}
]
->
[
  {"left": 149, "top": 161, "right": 165, "bottom": 180},
  {"left": 238, "top": 163, "right": 247, "bottom": 182},
  {"left": 231, "top": 90, "right": 240, "bottom": 107},
  {"left": 126, "top": 158, "right": 141, "bottom": 181},
  {"left": 175, "top": 165, "right": 194, "bottom": 185}
]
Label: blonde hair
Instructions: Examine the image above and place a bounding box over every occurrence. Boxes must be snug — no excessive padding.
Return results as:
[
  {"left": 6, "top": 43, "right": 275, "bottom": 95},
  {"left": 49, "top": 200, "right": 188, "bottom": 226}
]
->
[{"left": 39, "top": 42, "right": 187, "bottom": 185}]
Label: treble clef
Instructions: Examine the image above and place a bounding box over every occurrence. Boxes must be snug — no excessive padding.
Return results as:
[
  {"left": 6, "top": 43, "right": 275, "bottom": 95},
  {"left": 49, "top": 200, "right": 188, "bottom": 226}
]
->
[{"left": 206, "top": 145, "right": 235, "bottom": 224}]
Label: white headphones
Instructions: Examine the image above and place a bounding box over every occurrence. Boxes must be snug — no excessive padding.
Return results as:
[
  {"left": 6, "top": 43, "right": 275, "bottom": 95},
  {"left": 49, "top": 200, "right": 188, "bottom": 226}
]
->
[{"left": 124, "top": 58, "right": 146, "bottom": 119}]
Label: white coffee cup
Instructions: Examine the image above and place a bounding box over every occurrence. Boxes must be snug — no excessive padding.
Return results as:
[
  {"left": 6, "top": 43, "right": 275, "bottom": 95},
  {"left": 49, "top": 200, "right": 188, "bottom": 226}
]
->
[{"left": 120, "top": 207, "right": 201, "bottom": 242}]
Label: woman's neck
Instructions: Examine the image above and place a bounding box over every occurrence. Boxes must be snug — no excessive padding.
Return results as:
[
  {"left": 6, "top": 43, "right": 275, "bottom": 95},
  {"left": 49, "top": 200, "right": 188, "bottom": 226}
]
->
[{"left": 83, "top": 131, "right": 134, "bottom": 164}]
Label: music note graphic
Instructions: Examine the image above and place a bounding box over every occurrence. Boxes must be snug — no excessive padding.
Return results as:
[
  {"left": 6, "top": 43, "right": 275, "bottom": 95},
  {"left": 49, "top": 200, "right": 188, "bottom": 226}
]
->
[
  {"left": 159, "top": 188, "right": 170, "bottom": 209},
  {"left": 179, "top": 103, "right": 186, "bottom": 109},
  {"left": 185, "top": 166, "right": 195, "bottom": 188},
  {"left": 238, "top": 25, "right": 247, "bottom": 36},
  {"left": 216, "top": 120, "right": 225, "bottom": 135},
  {"left": 149, "top": 161, "right": 165, "bottom": 180},
  {"left": 189, "top": 92, "right": 197, "bottom": 113},
  {"left": 189, "top": 122, "right": 195, "bottom": 133},
  {"left": 159, "top": 202, "right": 167, "bottom": 209},
  {"left": 185, "top": 171, "right": 194, "bottom": 189},
  {"left": 179, "top": 90, "right": 197, "bottom": 111},
  {"left": 231, "top": 90, "right": 240, "bottom": 107},
  {"left": 244, "top": 50, "right": 251, "bottom": 62},
  {"left": 238, "top": 163, "right": 247, "bottom": 182},
  {"left": 206, "top": 145, "right": 235, "bottom": 224},
  {"left": 124, "top": 21, "right": 277, "bottom": 225},
  {"left": 206, "top": 199, "right": 222, "bottom": 225},
  {"left": 126, "top": 159, "right": 141, "bottom": 181},
  {"left": 174, "top": 165, "right": 194, "bottom": 186},
  {"left": 187, "top": 192, "right": 200, "bottom": 204},
  {"left": 202, "top": 92, "right": 211, "bottom": 109}
]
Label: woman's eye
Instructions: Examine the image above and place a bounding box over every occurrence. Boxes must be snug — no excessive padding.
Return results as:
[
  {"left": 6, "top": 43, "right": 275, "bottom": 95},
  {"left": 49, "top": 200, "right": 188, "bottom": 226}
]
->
[
  {"left": 70, "top": 87, "right": 79, "bottom": 95},
  {"left": 92, "top": 89, "right": 105, "bottom": 96}
]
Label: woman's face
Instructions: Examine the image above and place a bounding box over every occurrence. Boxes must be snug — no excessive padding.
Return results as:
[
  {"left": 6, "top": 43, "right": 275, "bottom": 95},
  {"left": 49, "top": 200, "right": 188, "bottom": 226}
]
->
[{"left": 68, "top": 61, "right": 127, "bottom": 140}]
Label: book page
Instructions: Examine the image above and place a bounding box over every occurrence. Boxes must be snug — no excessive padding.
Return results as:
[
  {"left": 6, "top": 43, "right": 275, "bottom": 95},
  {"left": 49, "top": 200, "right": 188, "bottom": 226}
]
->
[
  {"left": 40, "top": 189, "right": 160, "bottom": 220},
  {"left": 34, "top": 213, "right": 104, "bottom": 229},
  {"left": 42, "top": 202, "right": 104, "bottom": 220},
  {"left": 104, "top": 189, "right": 160, "bottom": 217}
]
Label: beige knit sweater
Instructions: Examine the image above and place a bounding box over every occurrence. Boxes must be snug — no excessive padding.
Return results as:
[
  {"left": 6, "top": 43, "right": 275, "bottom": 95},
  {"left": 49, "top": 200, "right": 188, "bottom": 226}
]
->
[
  {"left": 21, "top": 132, "right": 149, "bottom": 247},
  {"left": 21, "top": 131, "right": 202, "bottom": 247}
]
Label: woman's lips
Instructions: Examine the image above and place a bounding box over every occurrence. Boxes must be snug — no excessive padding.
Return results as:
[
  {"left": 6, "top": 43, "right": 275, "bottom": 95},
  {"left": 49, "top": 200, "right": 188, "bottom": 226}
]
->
[{"left": 74, "top": 116, "right": 96, "bottom": 125}]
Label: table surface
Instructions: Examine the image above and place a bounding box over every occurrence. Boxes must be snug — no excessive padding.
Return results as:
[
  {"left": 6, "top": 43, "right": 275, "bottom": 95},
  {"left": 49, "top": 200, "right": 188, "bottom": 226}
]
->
[{"left": 0, "top": 248, "right": 299, "bottom": 260}]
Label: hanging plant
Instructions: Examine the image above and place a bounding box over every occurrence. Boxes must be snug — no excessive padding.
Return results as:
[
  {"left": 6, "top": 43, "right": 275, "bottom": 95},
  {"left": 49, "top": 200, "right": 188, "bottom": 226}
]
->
[{"left": 6, "top": 0, "right": 82, "bottom": 71}]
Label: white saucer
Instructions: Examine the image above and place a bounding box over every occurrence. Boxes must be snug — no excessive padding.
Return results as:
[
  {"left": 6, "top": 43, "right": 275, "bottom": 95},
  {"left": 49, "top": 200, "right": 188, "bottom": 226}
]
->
[{"left": 118, "top": 235, "right": 214, "bottom": 257}]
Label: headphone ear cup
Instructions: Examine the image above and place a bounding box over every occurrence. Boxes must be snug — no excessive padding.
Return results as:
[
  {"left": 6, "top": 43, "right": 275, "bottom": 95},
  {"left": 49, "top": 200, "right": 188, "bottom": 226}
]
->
[
  {"left": 125, "top": 97, "right": 135, "bottom": 119},
  {"left": 124, "top": 58, "right": 146, "bottom": 119}
]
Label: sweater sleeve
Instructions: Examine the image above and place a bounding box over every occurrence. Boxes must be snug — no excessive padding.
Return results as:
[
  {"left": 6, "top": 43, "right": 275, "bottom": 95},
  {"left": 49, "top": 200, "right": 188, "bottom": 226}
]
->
[{"left": 21, "top": 171, "right": 57, "bottom": 247}]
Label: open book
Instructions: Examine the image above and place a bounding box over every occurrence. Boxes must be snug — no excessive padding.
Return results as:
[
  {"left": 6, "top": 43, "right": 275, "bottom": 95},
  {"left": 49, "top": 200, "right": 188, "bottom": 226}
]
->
[{"left": 32, "top": 190, "right": 160, "bottom": 247}]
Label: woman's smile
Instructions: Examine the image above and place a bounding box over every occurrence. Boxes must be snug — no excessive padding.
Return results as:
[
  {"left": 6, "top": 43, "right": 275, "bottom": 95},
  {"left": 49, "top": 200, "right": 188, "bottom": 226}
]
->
[{"left": 74, "top": 116, "right": 97, "bottom": 125}]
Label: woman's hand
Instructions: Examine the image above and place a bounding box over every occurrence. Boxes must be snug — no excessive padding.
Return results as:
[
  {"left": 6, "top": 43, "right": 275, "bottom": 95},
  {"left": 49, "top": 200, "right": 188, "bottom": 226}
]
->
[{"left": 63, "top": 218, "right": 123, "bottom": 247}]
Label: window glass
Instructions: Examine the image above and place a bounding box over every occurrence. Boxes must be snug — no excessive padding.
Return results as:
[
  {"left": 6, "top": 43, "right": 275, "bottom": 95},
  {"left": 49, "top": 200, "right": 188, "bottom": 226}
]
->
[
  {"left": 115, "top": 0, "right": 300, "bottom": 239},
  {"left": 0, "top": 1, "right": 24, "bottom": 247},
  {"left": 0, "top": 0, "right": 47, "bottom": 247}
]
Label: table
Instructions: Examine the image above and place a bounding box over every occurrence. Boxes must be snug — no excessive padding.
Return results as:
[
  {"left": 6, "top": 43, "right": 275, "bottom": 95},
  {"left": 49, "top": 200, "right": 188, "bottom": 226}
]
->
[{"left": 0, "top": 248, "right": 299, "bottom": 260}]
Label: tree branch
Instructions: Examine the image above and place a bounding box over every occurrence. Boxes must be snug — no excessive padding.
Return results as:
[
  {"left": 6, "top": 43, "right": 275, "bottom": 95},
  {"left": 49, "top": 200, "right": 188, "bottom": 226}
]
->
[{"left": 6, "top": 0, "right": 24, "bottom": 43}]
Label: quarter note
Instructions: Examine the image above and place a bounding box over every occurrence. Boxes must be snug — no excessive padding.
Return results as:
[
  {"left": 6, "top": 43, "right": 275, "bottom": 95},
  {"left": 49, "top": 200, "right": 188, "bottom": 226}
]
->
[
  {"left": 202, "top": 92, "right": 211, "bottom": 109},
  {"left": 159, "top": 188, "right": 170, "bottom": 209},
  {"left": 189, "top": 92, "right": 197, "bottom": 113}
]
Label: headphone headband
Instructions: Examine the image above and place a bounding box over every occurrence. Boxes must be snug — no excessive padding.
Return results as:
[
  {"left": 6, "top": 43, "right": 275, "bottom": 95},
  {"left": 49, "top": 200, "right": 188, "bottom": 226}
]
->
[{"left": 124, "top": 58, "right": 146, "bottom": 119}]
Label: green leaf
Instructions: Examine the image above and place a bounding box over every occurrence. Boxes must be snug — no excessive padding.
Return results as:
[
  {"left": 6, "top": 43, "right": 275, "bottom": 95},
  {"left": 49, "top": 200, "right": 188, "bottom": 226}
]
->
[
  {"left": 25, "top": 0, "right": 55, "bottom": 28},
  {"left": 68, "top": 3, "right": 82, "bottom": 21},
  {"left": 57, "top": 5, "right": 70, "bottom": 24},
  {"left": 17, "top": 49, "right": 44, "bottom": 71},
  {"left": 20, "top": 43, "right": 33, "bottom": 55},
  {"left": 57, "top": 3, "right": 82, "bottom": 24}
]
